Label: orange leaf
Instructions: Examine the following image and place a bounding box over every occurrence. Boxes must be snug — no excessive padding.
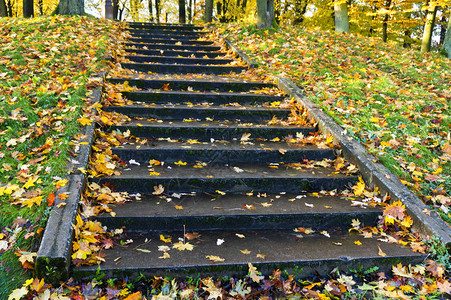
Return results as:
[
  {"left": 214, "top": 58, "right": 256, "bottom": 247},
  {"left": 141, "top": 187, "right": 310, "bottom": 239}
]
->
[{"left": 47, "top": 193, "right": 55, "bottom": 207}]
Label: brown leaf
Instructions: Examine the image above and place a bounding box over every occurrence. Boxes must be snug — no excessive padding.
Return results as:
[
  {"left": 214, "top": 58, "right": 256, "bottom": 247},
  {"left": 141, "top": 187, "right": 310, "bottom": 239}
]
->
[{"left": 426, "top": 260, "right": 445, "bottom": 278}]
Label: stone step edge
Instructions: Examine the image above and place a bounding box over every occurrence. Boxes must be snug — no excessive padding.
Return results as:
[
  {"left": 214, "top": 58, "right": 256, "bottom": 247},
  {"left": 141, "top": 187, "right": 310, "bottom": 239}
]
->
[
  {"left": 35, "top": 73, "right": 105, "bottom": 284},
  {"left": 74, "top": 229, "right": 426, "bottom": 279}
]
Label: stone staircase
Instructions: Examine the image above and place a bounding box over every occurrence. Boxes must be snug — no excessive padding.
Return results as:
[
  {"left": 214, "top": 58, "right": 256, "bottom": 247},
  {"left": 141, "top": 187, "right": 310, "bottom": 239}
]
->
[{"left": 74, "top": 22, "right": 424, "bottom": 279}]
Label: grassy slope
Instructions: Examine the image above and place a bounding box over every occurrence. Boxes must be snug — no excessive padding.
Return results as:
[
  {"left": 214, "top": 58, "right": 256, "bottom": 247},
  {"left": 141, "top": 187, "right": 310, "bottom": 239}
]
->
[
  {"left": 217, "top": 24, "right": 451, "bottom": 224},
  {"left": 0, "top": 16, "right": 120, "bottom": 297}
]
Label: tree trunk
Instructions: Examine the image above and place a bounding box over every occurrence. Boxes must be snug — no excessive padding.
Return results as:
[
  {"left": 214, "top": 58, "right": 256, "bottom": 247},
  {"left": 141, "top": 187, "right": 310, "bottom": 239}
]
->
[
  {"left": 382, "top": 0, "right": 392, "bottom": 42},
  {"left": 149, "top": 0, "right": 153, "bottom": 22},
  {"left": 204, "top": 0, "right": 212, "bottom": 22},
  {"left": 188, "top": 0, "right": 192, "bottom": 23},
  {"left": 178, "top": 0, "right": 186, "bottom": 23},
  {"left": 57, "top": 0, "right": 84, "bottom": 14},
  {"left": 441, "top": 13, "right": 451, "bottom": 57},
  {"left": 293, "top": 0, "right": 308, "bottom": 25},
  {"left": 421, "top": 4, "right": 438, "bottom": 52},
  {"left": 241, "top": 0, "right": 247, "bottom": 10},
  {"left": 155, "top": 0, "right": 159, "bottom": 22},
  {"left": 256, "top": 0, "right": 274, "bottom": 28},
  {"left": 439, "top": 13, "right": 446, "bottom": 45},
  {"left": 0, "top": 0, "right": 7, "bottom": 16},
  {"left": 37, "top": 0, "right": 43, "bottom": 14},
  {"left": 113, "top": 0, "right": 118, "bottom": 20},
  {"left": 334, "top": 0, "right": 349, "bottom": 33},
  {"left": 23, "top": 0, "right": 33, "bottom": 17}
]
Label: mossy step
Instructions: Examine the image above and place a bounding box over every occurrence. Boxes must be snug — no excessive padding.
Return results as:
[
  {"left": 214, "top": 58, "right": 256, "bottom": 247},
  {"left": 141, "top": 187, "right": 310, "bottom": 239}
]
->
[
  {"left": 103, "top": 104, "right": 289, "bottom": 121},
  {"left": 127, "top": 22, "right": 204, "bottom": 31},
  {"left": 125, "top": 43, "right": 221, "bottom": 52},
  {"left": 121, "top": 90, "right": 284, "bottom": 105},
  {"left": 108, "top": 120, "right": 316, "bottom": 140},
  {"left": 128, "top": 29, "right": 204, "bottom": 36},
  {"left": 128, "top": 33, "right": 206, "bottom": 41},
  {"left": 124, "top": 48, "right": 226, "bottom": 58},
  {"left": 94, "top": 192, "right": 381, "bottom": 231},
  {"left": 125, "top": 55, "right": 232, "bottom": 65},
  {"left": 128, "top": 38, "right": 214, "bottom": 45},
  {"left": 108, "top": 77, "right": 274, "bottom": 92},
  {"left": 111, "top": 140, "right": 335, "bottom": 163},
  {"left": 121, "top": 63, "right": 247, "bottom": 75},
  {"left": 73, "top": 229, "right": 425, "bottom": 280},
  {"left": 93, "top": 163, "right": 358, "bottom": 193}
]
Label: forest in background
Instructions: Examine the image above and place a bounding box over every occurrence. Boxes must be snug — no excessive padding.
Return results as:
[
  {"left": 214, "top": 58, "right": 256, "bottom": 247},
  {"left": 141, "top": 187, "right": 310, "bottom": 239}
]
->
[{"left": 1, "top": 0, "right": 450, "bottom": 53}]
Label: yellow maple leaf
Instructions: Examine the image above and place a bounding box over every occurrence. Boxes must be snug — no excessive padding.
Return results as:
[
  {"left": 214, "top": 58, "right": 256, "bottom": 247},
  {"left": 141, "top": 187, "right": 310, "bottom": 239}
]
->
[
  {"left": 77, "top": 117, "right": 93, "bottom": 126},
  {"left": 352, "top": 177, "right": 365, "bottom": 196},
  {"left": 160, "top": 234, "right": 172, "bottom": 243},
  {"left": 23, "top": 177, "right": 38, "bottom": 189},
  {"left": 206, "top": 255, "right": 225, "bottom": 262},
  {"left": 173, "top": 242, "right": 194, "bottom": 251}
]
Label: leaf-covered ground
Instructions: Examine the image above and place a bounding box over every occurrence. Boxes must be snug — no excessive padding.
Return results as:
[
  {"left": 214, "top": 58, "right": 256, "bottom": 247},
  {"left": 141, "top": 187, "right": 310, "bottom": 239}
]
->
[
  {"left": 213, "top": 23, "right": 451, "bottom": 224},
  {"left": 2, "top": 18, "right": 451, "bottom": 299},
  {"left": 0, "top": 16, "right": 122, "bottom": 297}
]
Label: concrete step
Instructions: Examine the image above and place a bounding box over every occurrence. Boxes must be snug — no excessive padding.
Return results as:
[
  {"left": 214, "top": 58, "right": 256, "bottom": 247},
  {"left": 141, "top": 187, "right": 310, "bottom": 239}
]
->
[
  {"left": 126, "top": 55, "right": 233, "bottom": 65},
  {"left": 121, "top": 62, "right": 247, "bottom": 75},
  {"left": 125, "top": 48, "right": 226, "bottom": 58},
  {"left": 74, "top": 229, "right": 425, "bottom": 279},
  {"left": 94, "top": 193, "right": 381, "bottom": 232},
  {"left": 93, "top": 163, "right": 358, "bottom": 194},
  {"left": 103, "top": 104, "right": 290, "bottom": 121},
  {"left": 127, "top": 22, "right": 204, "bottom": 31},
  {"left": 128, "top": 29, "right": 204, "bottom": 36},
  {"left": 112, "top": 140, "right": 336, "bottom": 163},
  {"left": 128, "top": 37, "right": 214, "bottom": 45},
  {"left": 128, "top": 33, "right": 206, "bottom": 40},
  {"left": 125, "top": 43, "right": 221, "bottom": 52},
  {"left": 108, "top": 119, "right": 316, "bottom": 140},
  {"left": 121, "top": 90, "right": 285, "bottom": 105},
  {"left": 108, "top": 77, "right": 274, "bottom": 92}
]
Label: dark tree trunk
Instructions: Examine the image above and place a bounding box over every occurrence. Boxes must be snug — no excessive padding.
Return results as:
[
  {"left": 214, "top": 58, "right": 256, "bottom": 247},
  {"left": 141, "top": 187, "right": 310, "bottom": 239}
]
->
[
  {"left": 149, "top": 0, "right": 153, "bottom": 22},
  {"left": 293, "top": 0, "right": 308, "bottom": 25},
  {"left": 37, "top": 0, "right": 43, "bottom": 14},
  {"left": 188, "top": 0, "right": 192, "bottom": 23},
  {"left": 113, "top": 0, "right": 119, "bottom": 20},
  {"left": 205, "top": 0, "right": 213, "bottom": 22},
  {"left": 0, "top": 0, "right": 7, "bottom": 16},
  {"left": 23, "top": 0, "right": 33, "bottom": 17},
  {"left": 179, "top": 0, "right": 186, "bottom": 23},
  {"left": 6, "top": 0, "right": 13, "bottom": 16},
  {"left": 57, "top": 0, "right": 84, "bottom": 15},
  {"left": 439, "top": 13, "right": 447, "bottom": 46},
  {"left": 382, "top": 0, "right": 392, "bottom": 42},
  {"left": 403, "top": 29, "right": 411, "bottom": 48},
  {"left": 155, "top": 0, "right": 160, "bottom": 22}
]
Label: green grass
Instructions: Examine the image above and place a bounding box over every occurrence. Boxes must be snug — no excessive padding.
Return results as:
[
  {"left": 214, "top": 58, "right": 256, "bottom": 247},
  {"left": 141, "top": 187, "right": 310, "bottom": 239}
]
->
[{"left": 0, "top": 15, "right": 120, "bottom": 297}]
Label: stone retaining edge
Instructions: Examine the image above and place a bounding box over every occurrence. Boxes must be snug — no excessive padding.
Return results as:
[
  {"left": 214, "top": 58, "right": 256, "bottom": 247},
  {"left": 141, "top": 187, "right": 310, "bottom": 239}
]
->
[
  {"left": 223, "top": 38, "right": 258, "bottom": 68},
  {"left": 276, "top": 77, "right": 451, "bottom": 248},
  {"left": 35, "top": 75, "right": 104, "bottom": 283},
  {"left": 223, "top": 35, "right": 451, "bottom": 248}
]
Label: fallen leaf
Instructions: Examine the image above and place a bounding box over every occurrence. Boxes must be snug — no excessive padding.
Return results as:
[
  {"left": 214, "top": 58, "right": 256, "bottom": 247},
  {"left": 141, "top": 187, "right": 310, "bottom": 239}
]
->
[
  {"left": 206, "top": 255, "right": 225, "bottom": 262},
  {"left": 153, "top": 184, "right": 164, "bottom": 195},
  {"left": 173, "top": 242, "right": 194, "bottom": 251}
]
